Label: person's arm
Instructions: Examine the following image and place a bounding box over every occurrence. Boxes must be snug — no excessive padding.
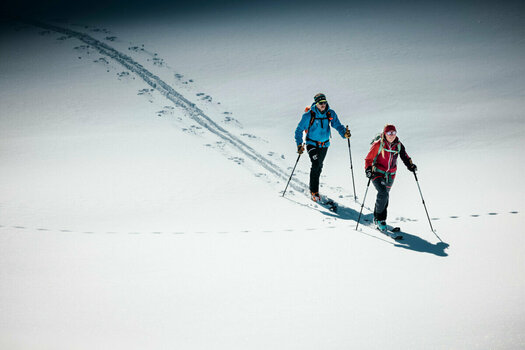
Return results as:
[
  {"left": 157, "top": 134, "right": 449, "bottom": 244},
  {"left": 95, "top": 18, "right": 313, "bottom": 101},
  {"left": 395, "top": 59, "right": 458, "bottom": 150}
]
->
[
  {"left": 294, "top": 113, "right": 309, "bottom": 146},
  {"left": 329, "top": 110, "right": 348, "bottom": 138},
  {"left": 400, "top": 143, "right": 417, "bottom": 172},
  {"left": 365, "top": 142, "right": 380, "bottom": 169}
]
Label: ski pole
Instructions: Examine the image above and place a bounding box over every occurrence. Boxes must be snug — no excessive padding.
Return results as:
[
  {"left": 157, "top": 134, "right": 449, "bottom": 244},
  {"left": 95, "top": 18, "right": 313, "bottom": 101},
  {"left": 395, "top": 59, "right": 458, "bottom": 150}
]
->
[
  {"left": 413, "top": 171, "right": 443, "bottom": 242},
  {"left": 355, "top": 178, "right": 371, "bottom": 230},
  {"left": 282, "top": 153, "right": 302, "bottom": 197},
  {"left": 346, "top": 126, "right": 357, "bottom": 201}
]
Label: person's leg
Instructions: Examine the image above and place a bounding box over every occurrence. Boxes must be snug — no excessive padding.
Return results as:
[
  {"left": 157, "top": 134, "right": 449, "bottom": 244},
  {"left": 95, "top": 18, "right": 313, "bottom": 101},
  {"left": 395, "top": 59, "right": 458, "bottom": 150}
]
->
[
  {"left": 307, "top": 145, "right": 328, "bottom": 194},
  {"left": 372, "top": 177, "right": 392, "bottom": 221}
]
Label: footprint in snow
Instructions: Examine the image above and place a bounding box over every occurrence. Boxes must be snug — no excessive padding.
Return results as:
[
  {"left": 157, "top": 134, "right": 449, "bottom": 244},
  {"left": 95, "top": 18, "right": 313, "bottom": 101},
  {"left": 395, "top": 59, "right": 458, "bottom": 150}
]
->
[
  {"left": 91, "top": 28, "right": 111, "bottom": 34},
  {"left": 182, "top": 125, "right": 204, "bottom": 136},
  {"left": 150, "top": 57, "right": 165, "bottom": 67},
  {"left": 157, "top": 106, "right": 175, "bottom": 117},
  {"left": 240, "top": 133, "right": 268, "bottom": 143},
  {"left": 128, "top": 46, "right": 144, "bottom": 52},
  {"left": 223, "top": 116, "right": 243, "bottom": 128},
  {"left": 195, "top": 93, "right": 212, "bottom": 102},
  {"left": 229, "top": 157, "right": 244, "bottom": 165},
  {"left": 117, "top": 71, "right": 132, "bottom": 80},
  {"left": 137, "top": 88, "right": 154, "bottom": 95}
]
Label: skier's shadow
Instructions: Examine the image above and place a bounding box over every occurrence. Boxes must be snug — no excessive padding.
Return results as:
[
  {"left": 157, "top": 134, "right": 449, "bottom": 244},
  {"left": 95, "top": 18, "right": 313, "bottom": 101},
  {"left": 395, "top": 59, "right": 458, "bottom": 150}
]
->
[
  {"left": 335, "top": 207, "right": 449, "bottom": 257},
  {"left": 284, "top": 196, "right": 449, "bottom": 256},
  {"left": 393, "top": 231, "right": 449, "bottom": 256}
]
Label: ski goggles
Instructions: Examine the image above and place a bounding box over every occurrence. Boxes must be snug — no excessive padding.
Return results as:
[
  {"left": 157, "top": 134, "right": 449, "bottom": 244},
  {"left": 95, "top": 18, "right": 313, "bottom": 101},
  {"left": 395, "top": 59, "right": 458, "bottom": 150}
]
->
[
  {"left": 317, "top": 101, "right": 327, "bottom": 105},
  {"left": 385, "top": 131, "right": 397, "bottom": 136}
]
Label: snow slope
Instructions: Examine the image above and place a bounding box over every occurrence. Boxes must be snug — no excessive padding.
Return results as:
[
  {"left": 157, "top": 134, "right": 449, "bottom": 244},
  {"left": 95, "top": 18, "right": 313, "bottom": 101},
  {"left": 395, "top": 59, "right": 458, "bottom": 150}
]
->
[{"left": 1, "top": 3, "right": 524, "bottom": 349}]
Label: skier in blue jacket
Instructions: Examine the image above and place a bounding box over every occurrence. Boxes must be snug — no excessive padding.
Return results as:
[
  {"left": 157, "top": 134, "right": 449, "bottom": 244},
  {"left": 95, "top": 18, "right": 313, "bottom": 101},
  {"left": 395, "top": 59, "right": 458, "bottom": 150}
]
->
[{"left": 295, "top": 93, "right": 351, "bottom": 202}]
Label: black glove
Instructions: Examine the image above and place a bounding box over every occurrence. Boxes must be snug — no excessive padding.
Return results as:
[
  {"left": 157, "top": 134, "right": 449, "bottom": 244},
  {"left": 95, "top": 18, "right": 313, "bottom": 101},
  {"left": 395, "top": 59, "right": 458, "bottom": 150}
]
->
[
  {"left": 408, "top": 163, "right": 417, "bottom": 172},
  {"left": 365, "top": 166, "right": 373, "bottom": 178},
  {"left": 297, "top": 144, "right": 305, "bottom": 155}
]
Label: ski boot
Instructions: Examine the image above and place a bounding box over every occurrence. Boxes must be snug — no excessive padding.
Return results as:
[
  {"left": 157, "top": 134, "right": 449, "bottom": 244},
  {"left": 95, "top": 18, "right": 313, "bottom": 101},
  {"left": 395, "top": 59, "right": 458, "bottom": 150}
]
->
[
  {"left": 311, "top": 191, "right": 321, "bottom": 202},
  {"left": 374, "top": 218, "right": 387, "bottom": 232}
]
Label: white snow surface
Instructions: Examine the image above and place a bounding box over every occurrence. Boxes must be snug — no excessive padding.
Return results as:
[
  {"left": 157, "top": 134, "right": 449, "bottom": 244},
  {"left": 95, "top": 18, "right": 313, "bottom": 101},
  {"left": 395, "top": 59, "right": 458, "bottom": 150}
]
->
[{"left": 1, "top": 4, "right": 524, "bottom": 349}]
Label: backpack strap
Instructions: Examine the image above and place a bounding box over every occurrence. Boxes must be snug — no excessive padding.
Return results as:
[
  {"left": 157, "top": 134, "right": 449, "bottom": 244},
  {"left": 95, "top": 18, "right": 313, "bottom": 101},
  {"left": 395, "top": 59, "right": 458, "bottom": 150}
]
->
[
  {"left": 307, "top": 109, "right": 332, "bottom": 129},
  {"left": 327, "top": 110, "right": 332, "bottom": 138},
  {"left": 304, "top": 107, "right": 332, "bottom": 145},
  {"left": 305, "top": 109, "right": 316, "bottom": 135},
  {"left": 372, "top": 138, "right": 402, "bottom": 172}
]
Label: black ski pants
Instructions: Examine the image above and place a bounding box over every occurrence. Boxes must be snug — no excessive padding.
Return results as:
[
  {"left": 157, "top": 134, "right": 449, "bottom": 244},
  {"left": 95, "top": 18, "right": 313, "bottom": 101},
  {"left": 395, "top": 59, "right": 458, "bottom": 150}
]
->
[
  {"left": 307, "top": 145, "right": 328, "bottom": 194},
  {"left": 372, "top": 176, "right": 395, "bottom": 221}
]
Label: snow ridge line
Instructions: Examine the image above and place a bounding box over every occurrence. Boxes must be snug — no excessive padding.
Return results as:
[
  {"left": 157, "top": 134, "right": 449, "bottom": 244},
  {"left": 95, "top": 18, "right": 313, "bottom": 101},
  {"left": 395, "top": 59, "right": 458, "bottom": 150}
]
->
[{"left": 24, "top": 19, "right": 308, "bottom": 194}]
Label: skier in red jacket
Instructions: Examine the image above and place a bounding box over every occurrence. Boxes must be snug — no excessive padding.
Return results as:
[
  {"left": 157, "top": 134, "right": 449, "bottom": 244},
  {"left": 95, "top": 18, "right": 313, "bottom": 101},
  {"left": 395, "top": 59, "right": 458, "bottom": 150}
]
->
[{"left": 365, "top": 125, "right": 417, "bottom": 231}]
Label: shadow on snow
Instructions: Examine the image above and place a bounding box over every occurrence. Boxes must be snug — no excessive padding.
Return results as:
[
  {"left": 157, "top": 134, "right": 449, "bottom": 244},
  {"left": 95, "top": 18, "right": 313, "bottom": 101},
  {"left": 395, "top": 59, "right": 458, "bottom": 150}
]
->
[{"left": 293, "top": 198, "right": 450, "bottom": 257}]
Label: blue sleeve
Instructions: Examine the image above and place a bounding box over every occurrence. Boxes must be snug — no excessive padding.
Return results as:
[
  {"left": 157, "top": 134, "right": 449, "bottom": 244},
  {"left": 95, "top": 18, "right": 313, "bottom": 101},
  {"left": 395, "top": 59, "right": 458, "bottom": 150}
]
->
[
  {"left": 330, "top": 110, "right": 347, "bottom": 138},
  {"left": 295, "top": 113, "right": 310, "bottom": 145}
]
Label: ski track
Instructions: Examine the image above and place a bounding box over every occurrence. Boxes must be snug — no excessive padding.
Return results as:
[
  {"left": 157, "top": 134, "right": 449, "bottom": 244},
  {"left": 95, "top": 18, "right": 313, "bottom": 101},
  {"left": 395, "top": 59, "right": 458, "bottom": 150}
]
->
[
  {"left": 5, "top": 19, "right": 405, "bottom": 241},
  {"left": 13, "top": 20, "right": 518, "bottom": 244},
  {"left": 23, "top": 19, "right": 309, "bottom": 196}
]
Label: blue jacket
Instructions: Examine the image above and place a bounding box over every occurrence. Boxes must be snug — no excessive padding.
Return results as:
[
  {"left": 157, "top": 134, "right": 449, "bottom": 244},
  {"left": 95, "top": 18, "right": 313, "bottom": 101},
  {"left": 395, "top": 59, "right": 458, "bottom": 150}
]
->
[{"left": 295, "top": 103, "right": 347, "bottom": 148}]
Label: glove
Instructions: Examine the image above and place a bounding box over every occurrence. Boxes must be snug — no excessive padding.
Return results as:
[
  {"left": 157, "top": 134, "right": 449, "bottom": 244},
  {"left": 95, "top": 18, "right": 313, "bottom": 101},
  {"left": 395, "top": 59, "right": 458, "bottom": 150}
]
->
[
  {"left": 297, "top": 144, "right": 305, "bottom": 154},
  {"left": 344, "top": 126, "right": 351, "bottom": 139},
  {"left": 365, "top": 166, "right": 373, "bottom": 178},
  {"left": 408, "top": 163, "right": 417, "bottom": 172}
]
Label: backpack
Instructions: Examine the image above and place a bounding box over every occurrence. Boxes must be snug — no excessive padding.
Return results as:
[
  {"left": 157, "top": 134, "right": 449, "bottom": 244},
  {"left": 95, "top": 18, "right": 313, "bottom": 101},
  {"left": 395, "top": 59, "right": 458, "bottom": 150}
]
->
[
  {"left": 304, "top": 106, "right": 333, "bottom": 135},
  {"left": 371, "top": 132, "right": 401, "bottom": 167}
]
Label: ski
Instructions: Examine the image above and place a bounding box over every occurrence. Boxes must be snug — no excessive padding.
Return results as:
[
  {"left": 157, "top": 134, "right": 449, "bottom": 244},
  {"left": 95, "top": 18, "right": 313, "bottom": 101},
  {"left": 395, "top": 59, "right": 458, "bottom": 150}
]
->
[
  {"left": 377, "top": 226, "right": 402, "bottom": 240},
  {"left": 323, "top": 199, "right": 338, "bottom": 213},
  {"left": 312, "top": 195, "right": 338, "bottom": 213},
  {"left": 318, "top": 198, "right": 337, "bottom": 213},
  {"left": 367, "top": 220, "right": 403, "bottom": 240}
]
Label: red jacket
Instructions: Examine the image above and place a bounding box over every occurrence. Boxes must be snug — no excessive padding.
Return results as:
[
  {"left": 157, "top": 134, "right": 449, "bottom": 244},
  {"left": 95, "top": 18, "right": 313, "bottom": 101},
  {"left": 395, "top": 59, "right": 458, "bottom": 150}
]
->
[{"left": 365, "top": 136, "right": 412, "bottom": 179}]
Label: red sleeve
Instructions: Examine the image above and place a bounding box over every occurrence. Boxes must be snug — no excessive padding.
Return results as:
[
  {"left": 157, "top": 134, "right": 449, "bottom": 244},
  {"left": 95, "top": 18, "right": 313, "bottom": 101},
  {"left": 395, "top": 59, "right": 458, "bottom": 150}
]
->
[{"left": 365, "top": 141, "right": 380, "bottom": 169}]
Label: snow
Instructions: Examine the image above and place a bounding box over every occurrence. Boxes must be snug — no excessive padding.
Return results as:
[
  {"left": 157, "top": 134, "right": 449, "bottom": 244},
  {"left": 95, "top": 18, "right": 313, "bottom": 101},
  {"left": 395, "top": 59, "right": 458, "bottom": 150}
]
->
[{"left": 1, "top": 3, "right": 524, "bottom": 349}]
